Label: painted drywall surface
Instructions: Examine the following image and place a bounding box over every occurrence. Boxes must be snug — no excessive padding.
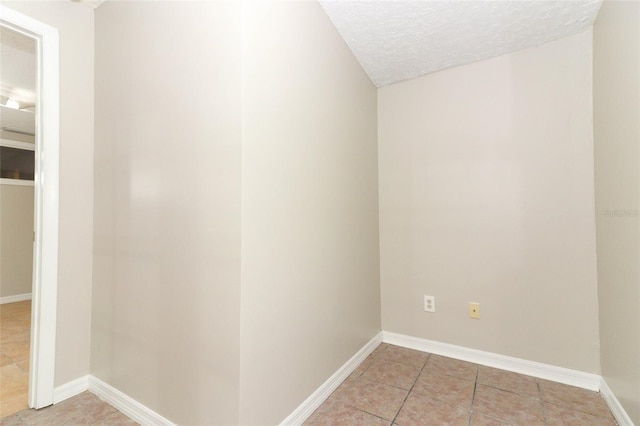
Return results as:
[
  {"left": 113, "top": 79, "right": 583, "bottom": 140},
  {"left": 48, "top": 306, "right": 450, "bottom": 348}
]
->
[
  {"left": 0, "top": 185, "right": 34, "bottom": 298},
  {"left": 240, "top": 2, "right": 380, "bottom": 424},
  {"left": 379, "top": 31, "right": 600, "bottom": 373},
  {"left": 1, "top": 1, "right": 94, "bottom": 386},
  {"left": 593, "top": 1, "right": 640, "bottom": 423},
  {"left": 92, "top": 2, "right": 242, "bottom": 424}
]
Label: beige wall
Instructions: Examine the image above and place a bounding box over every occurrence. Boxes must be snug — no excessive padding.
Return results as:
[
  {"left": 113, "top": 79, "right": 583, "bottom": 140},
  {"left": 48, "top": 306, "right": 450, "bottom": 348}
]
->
[
  {"left": 378, "top": 30, "right": 601, "bottom": 373},
  {"left": 92, "top": 3, "right": 379, "bottom": 424},
  {"left": 92, "top": 2, "right": 242, "bottom": 424},
  {"left": 593, "top": 1, "right": 640, "bottom": 423},
  {"left": 0, "top": 185, "right": 34, "bottom": 298},
  {"left": 239, "top": 2, "right": 380, "bottom": 424},
  {"left": 2, "top": 1, "right": 94, "bottom": 386}
]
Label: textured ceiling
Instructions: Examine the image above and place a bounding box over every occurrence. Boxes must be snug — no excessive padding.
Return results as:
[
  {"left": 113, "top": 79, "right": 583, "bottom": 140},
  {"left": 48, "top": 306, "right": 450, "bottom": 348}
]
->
[
  {"left": 319, "top": 0, "right": 602, "bottom": 87},
  {"left": 70, "top": 0, "right": 106, "bottom": 8}
]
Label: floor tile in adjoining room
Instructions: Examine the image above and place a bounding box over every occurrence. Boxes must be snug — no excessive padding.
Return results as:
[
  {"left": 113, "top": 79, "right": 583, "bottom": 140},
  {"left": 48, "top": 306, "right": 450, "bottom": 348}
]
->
[{"left": 0, "top": 301, "right": 31, "bottom": 418}]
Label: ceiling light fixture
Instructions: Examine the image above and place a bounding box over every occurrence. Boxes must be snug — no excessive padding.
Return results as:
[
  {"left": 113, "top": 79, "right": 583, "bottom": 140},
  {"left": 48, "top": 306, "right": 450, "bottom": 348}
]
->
[{"left": 4, "top": 98, "right": 20, "bottom": 109}]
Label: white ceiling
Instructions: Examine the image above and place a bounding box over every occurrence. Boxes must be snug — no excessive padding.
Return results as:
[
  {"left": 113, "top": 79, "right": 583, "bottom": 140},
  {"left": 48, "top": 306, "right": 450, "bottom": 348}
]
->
[
  {"left": 0, "top": 25, "right": 36, "bottom": 107},
  {"left": 0, "top": 25, "right": 36, "bottom": 135},
  {"left": 319, "top": 0, "right": 603, "bottom": 87}
]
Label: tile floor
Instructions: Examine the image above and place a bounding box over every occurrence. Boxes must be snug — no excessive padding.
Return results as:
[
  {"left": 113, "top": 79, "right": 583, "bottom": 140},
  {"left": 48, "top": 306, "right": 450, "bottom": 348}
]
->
[
  {"left": 1, "top": 301, "right": 31, "bottom": 417},
  {"left": 1, "top": 311, "right": 618, "bottom": 426},
  {"left": 0, "top": 392, "right": 138, "bottom": 426},
  {"left": 305, "top": 343, "right": 617, "bottom": 426}
]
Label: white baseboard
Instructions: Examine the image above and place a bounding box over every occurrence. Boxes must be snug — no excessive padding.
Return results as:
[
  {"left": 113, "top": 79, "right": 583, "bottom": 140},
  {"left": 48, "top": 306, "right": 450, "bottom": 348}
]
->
[
  {"left": 0, "top": 292, "right": 32, "bottom": 304},
  {"left": 382, "top": 331, "right": 601, "bottom": 391},
  {"left": 88, "top": 376, "right": 176, "bottom": 426},
  {"left": 280, "top": 332, "right": 384, "bottom": 426},
  {"left": 52, "top": 375, "right": 174, "bottom": 425},
  {"left": 53, "top": 375, "right": 89, "bottom": 404},
  {"left": 599, "top": 377, "right": 634, "bottom": 426},
  {"left": 49, "top": 333, "right": 633, "bottom": 426}
]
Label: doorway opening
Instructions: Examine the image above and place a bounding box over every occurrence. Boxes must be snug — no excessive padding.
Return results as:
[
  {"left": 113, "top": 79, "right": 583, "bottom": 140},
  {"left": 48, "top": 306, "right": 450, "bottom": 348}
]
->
[
  {"left": 0, "top": 5, "right": 60, "bottom": 412},
  {"left": 0, "top": 24, "right": 36, "bottom": 417}
]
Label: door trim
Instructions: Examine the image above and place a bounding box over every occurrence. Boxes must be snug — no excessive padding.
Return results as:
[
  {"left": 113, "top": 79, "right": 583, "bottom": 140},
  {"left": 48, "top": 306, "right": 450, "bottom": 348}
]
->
[{"left": 0, "top": 5, "right": 60, "bottom": 409}]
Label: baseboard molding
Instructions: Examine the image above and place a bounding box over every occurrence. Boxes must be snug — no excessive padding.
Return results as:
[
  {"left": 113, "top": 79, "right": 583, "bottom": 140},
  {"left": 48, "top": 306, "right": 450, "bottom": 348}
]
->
[
  {"left": 599, "top": 377, "right": 634, "bottom": 426},
  {"left": 0, "top": 292, "right": 32, "bottom": 304},
  {"left": 50, "top": 334, "right": 633, "bottom": 426},
  {"left": 53, "top": 375, "right": 89, "bottom": 404},
  {"left": 53, "top": 375, "right": 174, "bottom": 425},
  {"left": 280, "top": 332, "right": 384, "bottom": 426},
  {"left": 88, "top": 376, "right": 176, "bottom": 426},
  {"left": 383, "top": 331, "right": 601, "bottom": 391}
]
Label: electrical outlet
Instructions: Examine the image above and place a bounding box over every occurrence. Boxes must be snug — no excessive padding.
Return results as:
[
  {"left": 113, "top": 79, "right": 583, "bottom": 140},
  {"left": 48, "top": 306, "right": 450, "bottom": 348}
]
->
[
  {"left": 469, "top": 302, "right": 480, "bottom": 319},
  {"left": 424, "top": 295, "right": 435, "bottom": 313}
]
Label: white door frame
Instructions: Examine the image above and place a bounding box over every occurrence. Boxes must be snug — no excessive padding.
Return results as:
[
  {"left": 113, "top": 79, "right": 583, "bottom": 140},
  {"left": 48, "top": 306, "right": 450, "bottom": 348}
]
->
[{"left": 0, "top": 5, "right": 60, "bottom": 409}]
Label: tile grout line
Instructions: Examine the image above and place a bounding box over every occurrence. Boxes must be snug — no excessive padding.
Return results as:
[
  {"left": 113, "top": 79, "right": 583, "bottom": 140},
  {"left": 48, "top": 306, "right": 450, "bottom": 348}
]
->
[
  {"left": 316, "top": 343, "right": 398, "bottom": 424},
  {"left": 335, "top": 345, "right": 426, "bottom": 425},
  {"left": 467, "top": 363, "right": 479, "bottom": 426},
  {"left": 538, "top": 379, "right": 549, "bottom": 426},
  {"left": 389, "top": 353, "right": 431, "bottom": 425}
]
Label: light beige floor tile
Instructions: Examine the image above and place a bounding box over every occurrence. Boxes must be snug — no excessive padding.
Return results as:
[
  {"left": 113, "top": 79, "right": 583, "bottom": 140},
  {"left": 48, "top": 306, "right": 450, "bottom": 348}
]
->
[
  {"left": 333, "top": 377, "right": 408, "bottom": 421},
  {"left": 360, "top": 359, "right": 421, "bottom": 390},
  {"left": 310, "top": 347, "right": 616, "bottom": 425},
  {"left": 0, "top": 394, "right": 29, "bottom": 418},
  {"left": 94, "top": 410, "right": 140, "bottom": 426},
  {"left": 0, "top": 353, "right": 14, "bottom": 367},
  {"left": 477, "top": 365, "right": 539, "bottom": 398},
  {"left": 0, "top": 412, "right": 26, "bottom": 425},
  {"left": 18, "top": 392, "right": 119, "bottom": 425},
  {"left": 538, "top": 379, "right": 615, "bottom": 420},
  {"left": 0, "top": 301, "right": 31, "bottom": 316},
  {"left": 469, "top": 412, "right": 513, "bottom": 426},
  {"left": 370, "top": 343, "right": 388, "bottom": 358},
  {"left": 0, "top": 341, "right": 29, "bottom": 362},
  {"left": 378, "top": 345, "right": 429, "bottom": 368},
  {"left": 305, "top": 399, "right": 390, "bottom": 426},
  {"left": 394, "top": 392, "right": 469, "bottom": 426},
  {"left": 0, "top": 364, "right": 29, "bottom": 400},
  {"left": 544, "top": 401, "right": 617, "bottom": 425},
  {"left": 425, "top": 354, "right": 478, "bottom": 381},
  {"left": 15, "top": 360, "right": 29, "bottom": 374},
  {"left": 473, "top": 384, "right": 546, "bottom": 425},
  {"left": 411, "top": 369, "right": 475, "bottom": 409},
  {"left": 349, "top": 353, "right": 376, "bottom": 380}
]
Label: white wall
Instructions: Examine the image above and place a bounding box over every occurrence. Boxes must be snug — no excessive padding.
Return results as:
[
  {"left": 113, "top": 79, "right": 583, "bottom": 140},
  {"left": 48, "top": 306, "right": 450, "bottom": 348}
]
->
[
  {"left": 593, "top": 1, "right": 640, "bottom": 423},
  {"left": 378, "top": 30, "right": 601, "bottom": 373},
  {"left": 2, "top": 1, "right": 94, "bottom": 386},
  {"left": 239, "top": 2, "right": 380, "bottom": 424},
  {"left": 92, "top": 2, "right": 242, "bottom": 424},
  {"left": 0, "top": 184, "right": 34, "bottom": 298}
]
